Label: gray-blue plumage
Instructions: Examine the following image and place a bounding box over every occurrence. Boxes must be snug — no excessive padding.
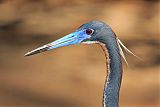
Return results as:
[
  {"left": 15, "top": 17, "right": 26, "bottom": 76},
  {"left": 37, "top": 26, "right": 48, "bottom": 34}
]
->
[
  {"left": 78, "top": 21, "right": 122, "bottom": 107},
  {"left": 25, "top": 20, "right": 130, "bottom": 107}
]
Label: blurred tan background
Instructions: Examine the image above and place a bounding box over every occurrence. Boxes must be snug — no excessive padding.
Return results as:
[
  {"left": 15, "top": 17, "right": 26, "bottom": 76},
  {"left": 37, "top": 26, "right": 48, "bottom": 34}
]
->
[{"left": 0, "top": 0, "right": 159, "bottom": 107}]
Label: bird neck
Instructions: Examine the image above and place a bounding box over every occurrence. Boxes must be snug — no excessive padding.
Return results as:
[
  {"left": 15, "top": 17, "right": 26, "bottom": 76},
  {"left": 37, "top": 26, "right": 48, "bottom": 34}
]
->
[{"left": 99, "top": 42, "right": 122, "bottom": 107}]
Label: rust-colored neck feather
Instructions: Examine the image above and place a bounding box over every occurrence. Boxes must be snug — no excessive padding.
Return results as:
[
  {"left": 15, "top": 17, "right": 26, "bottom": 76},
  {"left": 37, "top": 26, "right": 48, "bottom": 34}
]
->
[{"left": 98, "top": 42, "right": 122, "bottom": 107}]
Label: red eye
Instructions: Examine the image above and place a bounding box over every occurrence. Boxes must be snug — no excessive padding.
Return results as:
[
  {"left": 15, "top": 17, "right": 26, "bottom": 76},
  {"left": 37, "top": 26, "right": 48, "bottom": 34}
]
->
[{"left": 86, "top": 29, "right": 93, "bottom": 35}]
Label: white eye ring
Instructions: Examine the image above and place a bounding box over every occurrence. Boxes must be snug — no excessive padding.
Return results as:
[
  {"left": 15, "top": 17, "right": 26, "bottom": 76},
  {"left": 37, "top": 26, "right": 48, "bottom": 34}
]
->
[{"left": 85, "top": 29, "right": 94, "bottom": 35}]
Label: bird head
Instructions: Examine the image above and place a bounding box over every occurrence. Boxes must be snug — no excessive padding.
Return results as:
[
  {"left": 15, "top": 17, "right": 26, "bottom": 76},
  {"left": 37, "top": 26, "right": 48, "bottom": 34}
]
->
[{"left": 24, "top": 20, "right": 116, "bottom": 56}]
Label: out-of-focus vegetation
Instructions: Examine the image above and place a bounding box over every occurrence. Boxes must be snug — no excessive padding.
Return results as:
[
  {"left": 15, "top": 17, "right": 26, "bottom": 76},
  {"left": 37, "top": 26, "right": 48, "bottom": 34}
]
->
[{"left": 0, "top": 0, "right": 159, "bottom": 107}]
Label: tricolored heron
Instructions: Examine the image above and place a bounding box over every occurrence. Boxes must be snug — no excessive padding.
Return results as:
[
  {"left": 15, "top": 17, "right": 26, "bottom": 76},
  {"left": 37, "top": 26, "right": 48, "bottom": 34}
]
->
[{"left": 25, "top": 20, "right": 137, "bottom": 107}]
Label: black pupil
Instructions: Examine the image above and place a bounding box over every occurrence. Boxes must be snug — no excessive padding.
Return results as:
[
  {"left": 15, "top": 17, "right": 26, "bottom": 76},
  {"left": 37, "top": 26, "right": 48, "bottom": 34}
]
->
[{"left": 86, "top": 29, "right": 93, "bottom": 35}]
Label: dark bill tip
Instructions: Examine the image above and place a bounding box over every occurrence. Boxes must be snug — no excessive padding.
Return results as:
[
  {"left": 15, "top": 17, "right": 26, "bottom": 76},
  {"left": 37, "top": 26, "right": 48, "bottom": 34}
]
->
[{"left": 24, "top": 45, "right": 50, "bottom": 57}]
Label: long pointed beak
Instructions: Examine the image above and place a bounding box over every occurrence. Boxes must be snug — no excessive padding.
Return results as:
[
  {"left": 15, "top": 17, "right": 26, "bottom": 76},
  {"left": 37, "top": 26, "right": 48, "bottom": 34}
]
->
[{"left": 24, "top": 30, "right": 91, "bottom": 57}]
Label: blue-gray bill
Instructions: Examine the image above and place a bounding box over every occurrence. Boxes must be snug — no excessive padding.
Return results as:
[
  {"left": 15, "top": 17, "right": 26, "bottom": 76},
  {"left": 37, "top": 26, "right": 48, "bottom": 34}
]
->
[{"left": 24, "top": 29, "right": 92, "bottom": 57}]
